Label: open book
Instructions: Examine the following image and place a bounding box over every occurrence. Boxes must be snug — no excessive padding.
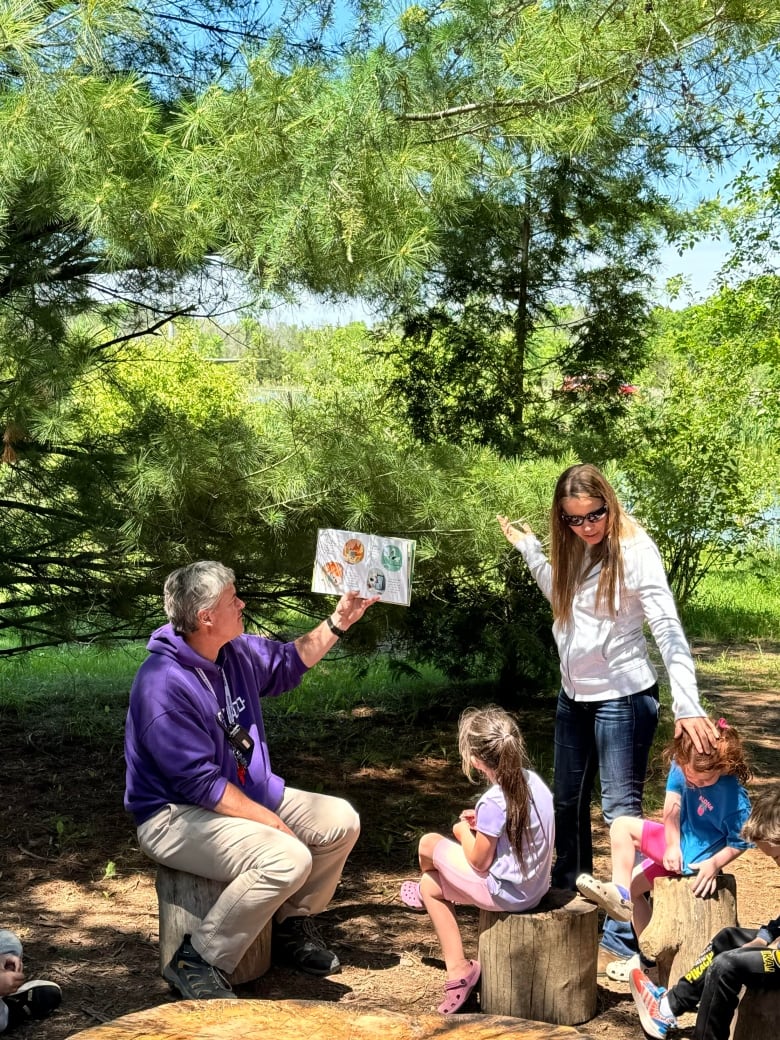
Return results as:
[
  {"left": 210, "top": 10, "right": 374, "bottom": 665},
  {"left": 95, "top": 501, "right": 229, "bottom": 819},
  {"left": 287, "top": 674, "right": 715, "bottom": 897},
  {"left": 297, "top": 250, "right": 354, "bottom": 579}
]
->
[{"left": 311, "top": 528, "right": 416, "bottom": 606}]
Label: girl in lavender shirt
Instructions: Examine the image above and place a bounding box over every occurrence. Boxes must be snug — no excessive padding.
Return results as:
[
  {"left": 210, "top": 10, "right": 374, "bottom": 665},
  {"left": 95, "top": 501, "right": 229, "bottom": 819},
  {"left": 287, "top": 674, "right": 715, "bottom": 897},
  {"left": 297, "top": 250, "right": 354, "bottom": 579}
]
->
[{"left": 399, "top": 705, "right": 554, "bottom": 1014}]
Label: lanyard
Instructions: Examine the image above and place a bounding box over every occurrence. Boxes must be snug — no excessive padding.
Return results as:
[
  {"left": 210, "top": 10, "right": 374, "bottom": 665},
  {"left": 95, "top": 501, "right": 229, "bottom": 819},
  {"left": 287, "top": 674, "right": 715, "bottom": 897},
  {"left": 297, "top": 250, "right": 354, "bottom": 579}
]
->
[
  {"left": 195, "top": 667, "right": 252, "bottom": 780},
  {"left": 195, "top": 667, "right": 237, "bottom": 723}
]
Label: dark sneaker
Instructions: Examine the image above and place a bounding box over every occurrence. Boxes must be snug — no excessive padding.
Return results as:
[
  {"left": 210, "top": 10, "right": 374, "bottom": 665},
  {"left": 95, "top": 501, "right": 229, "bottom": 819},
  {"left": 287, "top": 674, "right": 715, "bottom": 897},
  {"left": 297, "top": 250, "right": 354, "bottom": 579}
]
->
[
  {"left": 273, "top": 917, "right": 340, "bottom": 976},
  {"left": 162, "top": 934, "right": 237, "bottom": 1000},
  {"left": 5, "top": 980, "right": 62, "bottom": 1028}
]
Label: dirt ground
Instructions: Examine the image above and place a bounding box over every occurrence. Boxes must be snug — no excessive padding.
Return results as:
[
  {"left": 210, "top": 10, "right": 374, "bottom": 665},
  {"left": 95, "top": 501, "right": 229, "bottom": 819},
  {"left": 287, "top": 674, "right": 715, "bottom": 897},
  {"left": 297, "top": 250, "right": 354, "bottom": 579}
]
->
[{"left": 2, "top": 643, "right": 778, "bottom": 1039}]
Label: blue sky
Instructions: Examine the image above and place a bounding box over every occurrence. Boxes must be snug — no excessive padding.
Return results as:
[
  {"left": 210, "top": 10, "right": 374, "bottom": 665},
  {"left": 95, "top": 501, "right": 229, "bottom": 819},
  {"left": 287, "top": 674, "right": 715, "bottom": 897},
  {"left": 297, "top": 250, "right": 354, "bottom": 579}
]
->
[{"left": 654, "top": 235, "right": 731, "bottom": 305}]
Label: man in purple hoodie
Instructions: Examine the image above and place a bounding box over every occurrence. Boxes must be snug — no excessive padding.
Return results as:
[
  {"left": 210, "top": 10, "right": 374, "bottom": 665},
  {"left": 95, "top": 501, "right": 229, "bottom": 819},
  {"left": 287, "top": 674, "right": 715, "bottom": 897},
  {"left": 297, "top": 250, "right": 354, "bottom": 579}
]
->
[{"left": 124, "top": 561, "right": 378, "bottom": 1000}]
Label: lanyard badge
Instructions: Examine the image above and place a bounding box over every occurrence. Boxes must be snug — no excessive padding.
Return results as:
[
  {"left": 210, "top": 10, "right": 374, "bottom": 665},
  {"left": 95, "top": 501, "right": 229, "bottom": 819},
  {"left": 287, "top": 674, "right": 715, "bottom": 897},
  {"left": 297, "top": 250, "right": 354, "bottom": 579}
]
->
[{"left": 216, "top": 710, "right": 254, "bottom": 785}]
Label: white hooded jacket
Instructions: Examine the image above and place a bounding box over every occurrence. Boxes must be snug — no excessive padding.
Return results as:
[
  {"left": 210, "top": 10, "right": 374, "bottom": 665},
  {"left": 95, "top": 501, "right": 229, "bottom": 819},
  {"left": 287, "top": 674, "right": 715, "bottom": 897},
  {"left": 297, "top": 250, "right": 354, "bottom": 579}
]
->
[{"left": 515, "top": 526, "right": 704, "bottom": 720}]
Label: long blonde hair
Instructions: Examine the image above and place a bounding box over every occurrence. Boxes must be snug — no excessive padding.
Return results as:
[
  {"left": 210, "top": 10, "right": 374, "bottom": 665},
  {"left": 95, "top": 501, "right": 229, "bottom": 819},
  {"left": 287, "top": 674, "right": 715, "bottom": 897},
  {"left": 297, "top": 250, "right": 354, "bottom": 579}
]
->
[
  {"left": 458, "top": 705, "right": 532, "bottom": 858},
  {"left": 550, "top": 463, "right": 634, "bottom": 625}
]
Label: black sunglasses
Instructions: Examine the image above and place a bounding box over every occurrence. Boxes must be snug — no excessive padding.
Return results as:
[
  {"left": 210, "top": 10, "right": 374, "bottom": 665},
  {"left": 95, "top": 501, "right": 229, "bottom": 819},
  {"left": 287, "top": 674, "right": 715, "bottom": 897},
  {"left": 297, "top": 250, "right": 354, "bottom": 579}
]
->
[{"left": 561, "top": 504, "right": 608, "bottom": 527}]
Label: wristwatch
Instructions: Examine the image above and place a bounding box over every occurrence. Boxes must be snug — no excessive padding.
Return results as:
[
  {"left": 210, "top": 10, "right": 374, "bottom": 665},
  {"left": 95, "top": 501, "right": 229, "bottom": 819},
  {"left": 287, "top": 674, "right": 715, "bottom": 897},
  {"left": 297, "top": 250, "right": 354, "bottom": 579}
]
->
[{"left": 326, "top": 616, "right": 347, "bottom": 638}]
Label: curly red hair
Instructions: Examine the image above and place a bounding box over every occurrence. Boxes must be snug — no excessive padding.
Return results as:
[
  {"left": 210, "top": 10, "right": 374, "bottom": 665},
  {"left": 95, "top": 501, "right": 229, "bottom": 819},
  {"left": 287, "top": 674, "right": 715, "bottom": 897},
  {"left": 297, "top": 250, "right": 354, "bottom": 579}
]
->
[{"left": 663, "top": 721, "right": 752, "bottom": 785}]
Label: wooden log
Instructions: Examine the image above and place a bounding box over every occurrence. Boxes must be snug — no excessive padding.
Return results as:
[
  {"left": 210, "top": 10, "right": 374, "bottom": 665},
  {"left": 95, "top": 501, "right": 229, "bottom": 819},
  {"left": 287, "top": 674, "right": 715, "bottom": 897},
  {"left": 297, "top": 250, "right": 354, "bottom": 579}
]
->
[
  {"left": 478, "top": 889, "right": 598, "bottom": 1026},
  {"left": 731, "top": 988, "right": 780, "bottom": 1040},
  {"left": 638, "top": 874, "right": 737, "bottom": 989},
  {"left": 69, "top": 997, "right": 598, "bottom": 1040},
  {"left": 155, "top": 866, "right": 272, "bottom": 985}
]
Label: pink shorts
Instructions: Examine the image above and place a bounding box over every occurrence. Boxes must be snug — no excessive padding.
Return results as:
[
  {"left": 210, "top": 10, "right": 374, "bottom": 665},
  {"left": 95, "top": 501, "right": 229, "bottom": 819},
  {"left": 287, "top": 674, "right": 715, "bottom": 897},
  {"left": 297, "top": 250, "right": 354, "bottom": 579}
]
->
[
  {"left": 638, "top": 820, "right": 681, "bottom": 884},
  {"left": 431, "top": 837, "right": 508, "bottom": 911}
]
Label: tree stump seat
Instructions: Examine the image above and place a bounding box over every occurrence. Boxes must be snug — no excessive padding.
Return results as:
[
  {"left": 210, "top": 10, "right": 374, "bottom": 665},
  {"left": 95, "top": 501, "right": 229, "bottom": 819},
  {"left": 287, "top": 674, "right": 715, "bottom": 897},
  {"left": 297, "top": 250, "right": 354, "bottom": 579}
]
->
[
  {"left": 731, "top": 987, "right": 780, "bottom": 1039},
  {"left": 68, "top": 997, "right": 598, "bottom": 1040},
  {"left": 639, "top": 874, "right": 738, "bottom": 988},
  {"left": 155, "top": 865, "right": 272, "bottom": 985},
  {"left": 478, "top": 888, "right": 598, "bottom": 1026}
]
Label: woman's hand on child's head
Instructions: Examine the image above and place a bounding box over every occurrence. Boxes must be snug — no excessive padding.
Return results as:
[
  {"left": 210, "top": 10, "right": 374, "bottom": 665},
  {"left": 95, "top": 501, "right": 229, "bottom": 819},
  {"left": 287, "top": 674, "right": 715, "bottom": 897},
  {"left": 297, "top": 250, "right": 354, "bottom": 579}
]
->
[
  {"left": 497, "top": 514, "right": 533, "bottom": 546},
  {"left": 689, "top": 857, "right": 720, "bottom": 897},
  {"left": 675, "top": 715, "right": 720, "bottom": 754}
]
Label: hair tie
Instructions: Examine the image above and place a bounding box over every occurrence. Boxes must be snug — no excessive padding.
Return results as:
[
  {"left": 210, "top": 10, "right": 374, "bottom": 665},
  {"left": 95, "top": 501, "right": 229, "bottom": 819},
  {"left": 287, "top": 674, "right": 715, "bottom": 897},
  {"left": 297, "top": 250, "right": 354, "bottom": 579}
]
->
[{"left": 716, "top": 718, "right": 729, "bottom": 730}]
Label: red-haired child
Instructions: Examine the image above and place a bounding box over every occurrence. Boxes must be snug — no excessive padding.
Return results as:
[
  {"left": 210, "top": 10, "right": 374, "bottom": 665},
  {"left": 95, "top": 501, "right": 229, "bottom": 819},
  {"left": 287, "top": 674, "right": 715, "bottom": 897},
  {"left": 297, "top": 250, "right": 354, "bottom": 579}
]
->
[{"left": 577, "top": 719, "right": 751, "bottom": 944}]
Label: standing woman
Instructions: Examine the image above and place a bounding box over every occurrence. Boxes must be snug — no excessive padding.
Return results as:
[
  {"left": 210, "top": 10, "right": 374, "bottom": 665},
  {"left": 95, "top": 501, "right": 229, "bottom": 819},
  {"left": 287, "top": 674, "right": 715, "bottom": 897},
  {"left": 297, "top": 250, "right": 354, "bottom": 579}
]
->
[{"left": 498, "top": 463, "right": 718, "bottom": 974}]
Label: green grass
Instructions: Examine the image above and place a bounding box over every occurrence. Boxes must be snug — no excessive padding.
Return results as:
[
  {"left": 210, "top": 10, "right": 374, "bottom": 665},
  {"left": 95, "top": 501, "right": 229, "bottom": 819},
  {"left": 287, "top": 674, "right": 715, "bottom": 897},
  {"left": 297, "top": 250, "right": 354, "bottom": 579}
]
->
[
  {"left": 693, "top": 645, "right": 780, "bottom": 690},
  {"left": 262, "top": 655, "right": 450, "bottom": 720},
  {"left": 0, "top": 640, "right": 459, "bottom": 743},
  {"left": 681, "top": 558, "right": 780, "bottom": 643},
  {"left": 0, "top": 641, "right": 147, "bottom": 742}
]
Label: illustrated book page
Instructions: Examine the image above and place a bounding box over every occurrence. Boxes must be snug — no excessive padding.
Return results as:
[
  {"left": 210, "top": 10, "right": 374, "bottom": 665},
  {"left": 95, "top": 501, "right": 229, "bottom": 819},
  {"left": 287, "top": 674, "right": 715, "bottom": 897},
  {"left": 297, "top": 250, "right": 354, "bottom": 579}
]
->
[{"left": 311, "top": 528, "right": 416, "bottom": 606}]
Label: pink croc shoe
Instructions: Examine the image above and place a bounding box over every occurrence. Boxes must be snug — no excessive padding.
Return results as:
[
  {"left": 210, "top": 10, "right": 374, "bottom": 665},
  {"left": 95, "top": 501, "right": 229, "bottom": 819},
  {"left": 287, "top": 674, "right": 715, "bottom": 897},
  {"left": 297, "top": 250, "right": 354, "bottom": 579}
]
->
[
  {"left": 438, "top": 960, "right": 481, "bottom": 1014},
  {"left": 399, "top": 879, "right": 425, "bottom": 910}
]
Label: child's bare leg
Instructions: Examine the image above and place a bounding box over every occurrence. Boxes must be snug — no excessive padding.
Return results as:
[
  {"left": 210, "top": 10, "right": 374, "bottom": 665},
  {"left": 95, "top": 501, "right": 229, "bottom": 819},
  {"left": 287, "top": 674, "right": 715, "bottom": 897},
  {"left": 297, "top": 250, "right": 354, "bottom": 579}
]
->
[
  {"left": 419, "top": 871, "right": 472, "bottom": 980},
  {"left": 629, "top": 867, "right": 653, "bottom": 936},
  {"left": 418, "top": 832, "right": 444, "bottom": 873},
  {"left": 609, "top": 816, "right": 645, "bottom": 892}
]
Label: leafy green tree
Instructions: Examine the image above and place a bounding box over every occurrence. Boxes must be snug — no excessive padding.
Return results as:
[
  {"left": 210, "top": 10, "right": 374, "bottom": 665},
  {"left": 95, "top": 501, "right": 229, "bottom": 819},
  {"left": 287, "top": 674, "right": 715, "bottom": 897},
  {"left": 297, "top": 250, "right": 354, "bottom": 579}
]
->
[
  {"left": 0, "top": 325, "right": 266, "bottom": 652},
  {"left": 224, "top": 322, "right": 563, "bottom": 691},
  {"left": 622, "top": 280, "right": 780, "bottom": 603},
  {"left": 378, "top": 146, "right": 672, "bottom": 457},
  {"left": 0, "top": 3, "right": 377, "bottom": 652},
  {"left": 3, "top": 0, "right": 779, "bottom": 660}
]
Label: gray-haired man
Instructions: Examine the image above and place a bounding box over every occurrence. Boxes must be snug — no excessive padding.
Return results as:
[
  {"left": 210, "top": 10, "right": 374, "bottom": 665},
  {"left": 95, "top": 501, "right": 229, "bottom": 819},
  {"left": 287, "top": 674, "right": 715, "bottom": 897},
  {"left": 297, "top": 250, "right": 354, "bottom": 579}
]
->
[{"left": 124, "top": 561, "right": 377, "bottom": 999}]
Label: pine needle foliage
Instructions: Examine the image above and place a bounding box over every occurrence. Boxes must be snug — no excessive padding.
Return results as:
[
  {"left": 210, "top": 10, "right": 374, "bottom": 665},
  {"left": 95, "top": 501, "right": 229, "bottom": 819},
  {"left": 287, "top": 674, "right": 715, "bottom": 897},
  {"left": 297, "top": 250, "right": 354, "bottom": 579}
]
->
[{"left": 2, "top": 0, "right": 779, "bottom": 662}]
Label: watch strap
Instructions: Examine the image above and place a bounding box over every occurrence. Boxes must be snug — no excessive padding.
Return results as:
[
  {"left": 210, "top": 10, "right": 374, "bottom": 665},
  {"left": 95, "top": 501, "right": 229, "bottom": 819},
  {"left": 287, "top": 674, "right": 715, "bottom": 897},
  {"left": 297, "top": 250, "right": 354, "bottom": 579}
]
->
[{"left": 326, "top": 616, "right": 347, "bottom": 638}]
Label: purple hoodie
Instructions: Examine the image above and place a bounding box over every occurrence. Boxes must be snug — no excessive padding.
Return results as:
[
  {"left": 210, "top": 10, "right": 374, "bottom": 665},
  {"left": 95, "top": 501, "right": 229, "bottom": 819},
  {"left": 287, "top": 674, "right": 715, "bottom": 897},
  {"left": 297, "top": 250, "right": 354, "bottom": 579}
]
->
[{"left": 124, "top": 623, "right": 308, "bottom": 826}]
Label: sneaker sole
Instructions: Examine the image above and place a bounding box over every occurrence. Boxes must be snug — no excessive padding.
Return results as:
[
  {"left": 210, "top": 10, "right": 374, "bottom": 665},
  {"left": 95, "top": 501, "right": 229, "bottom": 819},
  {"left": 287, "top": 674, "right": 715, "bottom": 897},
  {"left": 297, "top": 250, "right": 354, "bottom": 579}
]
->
[
  {"left": 629, "top": 970, "right": 669, "bottom": 1039},
  {"left": 4, "top": 980, "right": 62, "bottom": 1023}
]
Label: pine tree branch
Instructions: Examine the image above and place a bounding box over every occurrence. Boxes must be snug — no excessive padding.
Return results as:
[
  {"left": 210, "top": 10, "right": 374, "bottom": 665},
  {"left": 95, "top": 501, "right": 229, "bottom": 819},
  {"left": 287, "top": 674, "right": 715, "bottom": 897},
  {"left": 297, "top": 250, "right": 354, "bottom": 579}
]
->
[
  {"left": 90, "top": 308, "right": 195, "bottom": 354},
  {"left": 2, "top": 554, "right": 124, "bottom": 572},
  {"left": 0, "top": 498, "right": 88, "bottom": 523},
  {"left": 398, "top": 74, "right": 626, "bottom": 123}
]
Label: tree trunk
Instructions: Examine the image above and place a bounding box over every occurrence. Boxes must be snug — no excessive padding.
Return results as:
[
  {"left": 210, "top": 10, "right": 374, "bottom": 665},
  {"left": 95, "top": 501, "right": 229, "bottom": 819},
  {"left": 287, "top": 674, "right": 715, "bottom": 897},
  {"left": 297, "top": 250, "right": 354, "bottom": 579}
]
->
[
  {"left": 155, "top": 866, "right": 272, "bottom": 984},
  {"left": 478, "top": 889, "right": 598, "bottom": 1025},
  {"left": 639, "top": 875, "right": 737, "bottom": 988}
]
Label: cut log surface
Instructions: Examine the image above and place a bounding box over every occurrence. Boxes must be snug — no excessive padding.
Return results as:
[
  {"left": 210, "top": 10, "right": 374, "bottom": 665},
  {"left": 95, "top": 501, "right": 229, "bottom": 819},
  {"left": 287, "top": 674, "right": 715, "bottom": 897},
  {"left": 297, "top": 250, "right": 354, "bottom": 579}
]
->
[
  {"left": 68, "top": 998, "right": 597, "bottom": 1040},
  {"left": 638, "top": 874, "right": 737, "bottom": 989},
  {"left": 478, "top": 889, "right": 598, "bottom": 1026},
  {"left": 155, "top": 867, "right": 271, "bottom": 985},
  {"left": 731, "top": 988, "right": 780, "bottom": 1040}
]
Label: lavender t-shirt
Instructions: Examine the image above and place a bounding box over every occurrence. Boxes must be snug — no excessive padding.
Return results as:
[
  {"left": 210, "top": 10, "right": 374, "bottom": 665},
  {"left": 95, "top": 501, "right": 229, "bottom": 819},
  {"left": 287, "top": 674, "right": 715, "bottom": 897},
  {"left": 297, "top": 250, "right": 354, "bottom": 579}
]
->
[{"left": 475, "top": 771, "right": 554, "bottom": 911}]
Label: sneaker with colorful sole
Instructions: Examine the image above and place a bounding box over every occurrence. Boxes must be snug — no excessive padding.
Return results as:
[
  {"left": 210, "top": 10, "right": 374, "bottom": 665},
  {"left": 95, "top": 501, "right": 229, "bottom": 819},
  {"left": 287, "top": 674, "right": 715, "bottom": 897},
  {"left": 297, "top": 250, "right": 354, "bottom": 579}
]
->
[{"left": 629, "top": 968, "right": 676, "bottom": 1039}]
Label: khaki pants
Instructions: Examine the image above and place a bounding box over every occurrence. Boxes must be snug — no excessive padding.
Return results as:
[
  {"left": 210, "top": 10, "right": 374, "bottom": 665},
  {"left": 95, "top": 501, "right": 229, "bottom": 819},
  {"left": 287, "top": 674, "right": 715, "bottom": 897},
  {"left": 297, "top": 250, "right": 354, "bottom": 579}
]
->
[{"left": 137, "top": 788, "right": 360, "bottom": 972}]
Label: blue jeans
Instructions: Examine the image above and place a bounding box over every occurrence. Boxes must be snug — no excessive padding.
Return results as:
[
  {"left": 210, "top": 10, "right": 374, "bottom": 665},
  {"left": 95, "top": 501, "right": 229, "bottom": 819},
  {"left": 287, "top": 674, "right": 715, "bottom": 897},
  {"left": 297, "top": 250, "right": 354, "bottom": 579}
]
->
[{"left": 551, "top": 686, "right": 659, "bottom": 957}]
